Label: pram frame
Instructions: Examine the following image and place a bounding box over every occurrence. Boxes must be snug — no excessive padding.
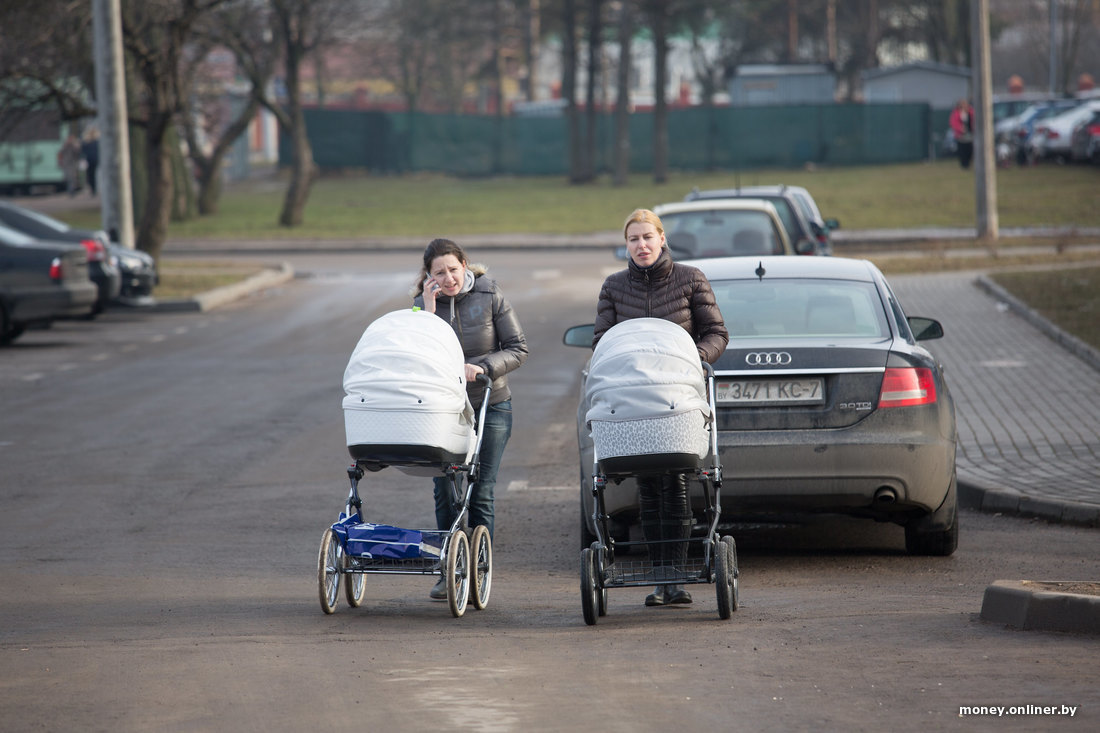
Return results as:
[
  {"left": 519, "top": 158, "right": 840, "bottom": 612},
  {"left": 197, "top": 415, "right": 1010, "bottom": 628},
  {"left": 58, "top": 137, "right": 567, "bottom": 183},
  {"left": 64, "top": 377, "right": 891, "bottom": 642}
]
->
[
  {"left": 318, "top": 375, "right": 493, "bottom": 619},
  {"left": 581, "top": 362, "right": 739, "bottom": 624}
]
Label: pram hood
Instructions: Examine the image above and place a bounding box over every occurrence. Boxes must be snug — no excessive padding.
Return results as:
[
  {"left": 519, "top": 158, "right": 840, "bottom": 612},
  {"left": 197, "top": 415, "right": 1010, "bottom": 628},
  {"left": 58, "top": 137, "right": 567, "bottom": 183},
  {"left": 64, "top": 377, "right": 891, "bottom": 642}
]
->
[
  {"left": 343, "top": 309, "right": 473, "bottom": 424},
  {"left": 585, "top": 317, "right": 711, "bottom": 425}
]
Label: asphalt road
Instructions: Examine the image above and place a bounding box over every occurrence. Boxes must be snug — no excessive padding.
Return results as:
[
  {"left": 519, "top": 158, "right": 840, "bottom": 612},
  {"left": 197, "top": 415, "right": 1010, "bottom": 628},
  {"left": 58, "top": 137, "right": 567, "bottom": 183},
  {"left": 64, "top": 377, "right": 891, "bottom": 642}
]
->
[{"left": 1, "top": 250, "right": 1098, "bottom": 732}]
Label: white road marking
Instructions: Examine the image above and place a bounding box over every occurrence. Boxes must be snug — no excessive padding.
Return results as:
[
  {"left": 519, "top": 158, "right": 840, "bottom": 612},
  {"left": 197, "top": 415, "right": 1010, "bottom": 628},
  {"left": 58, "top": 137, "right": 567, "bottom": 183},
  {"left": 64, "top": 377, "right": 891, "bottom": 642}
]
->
[{"left": 507, "top": 480, "right": 574, "bottom": 492}]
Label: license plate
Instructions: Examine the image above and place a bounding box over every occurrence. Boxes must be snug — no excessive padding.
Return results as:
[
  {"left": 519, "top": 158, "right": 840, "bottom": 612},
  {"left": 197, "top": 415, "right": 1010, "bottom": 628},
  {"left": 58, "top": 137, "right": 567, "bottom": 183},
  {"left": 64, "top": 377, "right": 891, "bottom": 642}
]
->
[{"left": 716, "top": 378, "right": 825, "bottom": 405}]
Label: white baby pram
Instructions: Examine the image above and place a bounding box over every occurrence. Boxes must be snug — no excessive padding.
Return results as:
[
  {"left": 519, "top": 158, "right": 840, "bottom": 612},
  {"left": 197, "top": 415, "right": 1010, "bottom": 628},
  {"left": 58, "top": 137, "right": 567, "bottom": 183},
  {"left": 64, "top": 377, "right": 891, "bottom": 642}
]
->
[
  {"left": 316, "top": 309, "right": 492, "bottom": 618},
  {"left": 581, "top": 317, "right": 738, "bottom": 624}
]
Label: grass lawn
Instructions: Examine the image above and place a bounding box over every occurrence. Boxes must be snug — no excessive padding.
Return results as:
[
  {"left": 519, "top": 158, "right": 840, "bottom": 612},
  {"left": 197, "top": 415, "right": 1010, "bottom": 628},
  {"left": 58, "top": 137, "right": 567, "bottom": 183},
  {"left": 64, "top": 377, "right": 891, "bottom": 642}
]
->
[
  {"left": 59, "top": 160, "right": 1100, "bottom": 240},
  {"left": 990, "top": 266, "right": 1100, "bottom": 352}
]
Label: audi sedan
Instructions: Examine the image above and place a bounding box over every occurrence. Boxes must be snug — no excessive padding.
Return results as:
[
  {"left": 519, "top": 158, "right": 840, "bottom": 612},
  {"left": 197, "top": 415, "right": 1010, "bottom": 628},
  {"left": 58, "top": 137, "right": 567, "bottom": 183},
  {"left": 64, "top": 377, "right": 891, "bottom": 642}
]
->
[{"left": 564, "top": 256, "right": 958, "bottom": 555}]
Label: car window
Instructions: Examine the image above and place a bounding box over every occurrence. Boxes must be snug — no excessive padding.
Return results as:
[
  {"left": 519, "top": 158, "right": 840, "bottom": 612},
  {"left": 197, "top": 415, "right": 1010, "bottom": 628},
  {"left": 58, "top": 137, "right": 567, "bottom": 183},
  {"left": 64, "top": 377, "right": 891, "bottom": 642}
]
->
[
  {"left": 662, "top": 210, "right": 785, "bottom": 257},
  {"left": 760, "top": 197, "right": 801, "bottom": 239},
  {"left": 710, "top": 278, "right": 890, "bottom": 339},
  {"left": 0, "top": 223, "right": 37, "bottom": 245},
  {"left": 791, "top": 193, "right": 819, "bottom": 224}
]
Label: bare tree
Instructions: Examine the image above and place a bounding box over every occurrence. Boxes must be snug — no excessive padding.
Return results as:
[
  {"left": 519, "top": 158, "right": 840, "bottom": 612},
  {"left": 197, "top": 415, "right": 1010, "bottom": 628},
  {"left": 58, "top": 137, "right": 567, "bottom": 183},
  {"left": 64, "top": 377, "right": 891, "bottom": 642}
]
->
[
  {"left": 121, "top": 0, "right": 233, "bottom": 260},
  {"left": 612, "top": 0, "right": 633, "bottom": 186},
  {"left": 577, "top": 0, "right": 603, "bottom": 182},
  {"left": 562, "top": 0, "right": 585, "bottom": 182},
  {"left": 0, "top": 1, "right": 97, "bottom": 134},
  {"left": 641, "top": 0, "right": 670, "bottom": 183},
  {"left": 183, "top": 1, "right": 279, "bottom": 216}
]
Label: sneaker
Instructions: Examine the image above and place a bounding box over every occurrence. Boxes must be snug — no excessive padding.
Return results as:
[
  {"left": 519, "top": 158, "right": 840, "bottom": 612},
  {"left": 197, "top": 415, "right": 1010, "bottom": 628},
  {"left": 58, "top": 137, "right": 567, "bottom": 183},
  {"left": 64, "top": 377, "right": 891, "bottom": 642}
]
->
[{"left": 429, "top": 576, "right": 447, "bottom": 600}]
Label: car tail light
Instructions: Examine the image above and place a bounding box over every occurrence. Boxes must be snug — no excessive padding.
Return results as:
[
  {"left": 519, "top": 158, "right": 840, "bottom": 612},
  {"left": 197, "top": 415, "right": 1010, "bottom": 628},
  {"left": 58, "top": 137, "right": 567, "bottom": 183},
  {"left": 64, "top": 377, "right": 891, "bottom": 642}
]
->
[
  {"left": 1088, "top": 124, "right": 1100, "bottom": 137},
  {"left": 49, "top": 257, "right": 63, "bottom": 281},
  {"left": 878, "top": 367, "right": 936, "bottom": 408},
  {"left": 80, "top": 238, "right": 106, "bottom": 262}
]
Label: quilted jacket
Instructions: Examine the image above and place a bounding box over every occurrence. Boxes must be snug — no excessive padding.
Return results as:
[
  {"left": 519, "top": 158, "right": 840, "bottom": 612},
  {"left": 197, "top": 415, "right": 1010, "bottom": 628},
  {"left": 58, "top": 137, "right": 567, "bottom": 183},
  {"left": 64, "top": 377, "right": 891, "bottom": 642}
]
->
[{"left": 593, "top": 248, "right": 729, "bottom": 364}]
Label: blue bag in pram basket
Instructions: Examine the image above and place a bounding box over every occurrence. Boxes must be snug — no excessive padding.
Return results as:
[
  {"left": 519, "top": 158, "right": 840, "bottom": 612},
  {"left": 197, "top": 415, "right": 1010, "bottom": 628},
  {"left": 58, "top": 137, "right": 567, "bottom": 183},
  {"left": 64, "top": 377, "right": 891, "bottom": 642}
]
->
[{"left": 331, "top": 514, "right": 444, "bottom": 559}]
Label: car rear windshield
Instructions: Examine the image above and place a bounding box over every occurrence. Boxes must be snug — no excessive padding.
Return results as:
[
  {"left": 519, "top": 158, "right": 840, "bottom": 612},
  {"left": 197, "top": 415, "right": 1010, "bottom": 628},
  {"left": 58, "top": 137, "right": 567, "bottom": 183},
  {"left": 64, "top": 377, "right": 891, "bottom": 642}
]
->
[
  {"left": 711, "top": 278, "right": 891, "bottom": 339},
  {"left": 662, "top": 210, "right": 785, "bottom": 258}
]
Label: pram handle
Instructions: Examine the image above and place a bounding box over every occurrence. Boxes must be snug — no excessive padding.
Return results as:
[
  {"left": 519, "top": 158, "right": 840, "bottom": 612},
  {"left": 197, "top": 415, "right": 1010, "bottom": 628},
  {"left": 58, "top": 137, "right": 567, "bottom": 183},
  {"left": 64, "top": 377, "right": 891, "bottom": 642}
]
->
[{"left": 467, "top": 373, "right": 493, "bottom": 480}]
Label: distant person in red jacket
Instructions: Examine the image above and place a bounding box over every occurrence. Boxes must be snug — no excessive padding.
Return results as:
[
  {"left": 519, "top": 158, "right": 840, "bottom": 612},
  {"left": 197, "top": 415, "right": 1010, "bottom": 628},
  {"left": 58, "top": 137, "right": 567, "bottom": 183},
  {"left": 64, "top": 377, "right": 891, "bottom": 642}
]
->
[{"left": 949, "top": 99, "right": 975, "bottom": 169}]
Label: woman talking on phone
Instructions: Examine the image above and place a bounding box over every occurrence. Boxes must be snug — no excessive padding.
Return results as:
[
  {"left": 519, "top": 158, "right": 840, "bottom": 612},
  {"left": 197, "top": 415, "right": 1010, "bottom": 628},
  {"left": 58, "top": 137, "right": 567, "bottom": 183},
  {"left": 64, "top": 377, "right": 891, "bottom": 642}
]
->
[{"left": 412, "top": 238, "right": 529, "bottom": 600}]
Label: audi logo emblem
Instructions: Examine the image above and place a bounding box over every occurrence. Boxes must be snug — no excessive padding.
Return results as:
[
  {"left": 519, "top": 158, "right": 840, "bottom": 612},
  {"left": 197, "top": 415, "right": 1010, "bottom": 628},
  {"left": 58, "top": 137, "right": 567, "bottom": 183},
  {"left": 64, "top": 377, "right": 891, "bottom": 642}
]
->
[{"left": 745, "top": 351, "right": 792, "bottom": 366}]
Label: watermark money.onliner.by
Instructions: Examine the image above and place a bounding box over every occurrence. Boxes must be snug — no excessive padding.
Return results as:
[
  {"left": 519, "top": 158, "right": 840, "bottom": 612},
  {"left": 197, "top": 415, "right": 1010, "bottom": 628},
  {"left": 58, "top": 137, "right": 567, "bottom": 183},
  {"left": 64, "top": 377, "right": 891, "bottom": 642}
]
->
[{"left": 958, "top": 704, "right": 1077, "bottom": 718}]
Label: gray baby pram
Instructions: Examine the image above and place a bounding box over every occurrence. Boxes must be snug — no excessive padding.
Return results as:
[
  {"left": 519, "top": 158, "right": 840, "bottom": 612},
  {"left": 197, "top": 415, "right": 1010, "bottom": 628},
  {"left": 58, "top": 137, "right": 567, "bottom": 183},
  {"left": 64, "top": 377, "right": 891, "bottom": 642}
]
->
[{"left": 581, "top": 317, "right": 738, "bottom": 624}]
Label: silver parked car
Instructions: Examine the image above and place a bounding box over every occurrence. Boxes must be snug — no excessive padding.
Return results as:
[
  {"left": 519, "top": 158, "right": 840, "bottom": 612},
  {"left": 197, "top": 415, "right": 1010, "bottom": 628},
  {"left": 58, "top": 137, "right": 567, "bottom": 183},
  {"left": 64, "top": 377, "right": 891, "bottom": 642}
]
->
[{"left": 564, "top": 255, "right": 958, "bottom": 556}]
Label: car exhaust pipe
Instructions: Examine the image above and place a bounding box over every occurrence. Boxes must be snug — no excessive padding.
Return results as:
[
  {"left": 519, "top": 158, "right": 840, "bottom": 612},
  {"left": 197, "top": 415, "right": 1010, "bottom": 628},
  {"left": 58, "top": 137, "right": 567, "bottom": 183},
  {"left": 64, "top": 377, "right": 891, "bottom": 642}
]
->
[{"left": 873, "top": 487, "right": 898, "bottom": 505}]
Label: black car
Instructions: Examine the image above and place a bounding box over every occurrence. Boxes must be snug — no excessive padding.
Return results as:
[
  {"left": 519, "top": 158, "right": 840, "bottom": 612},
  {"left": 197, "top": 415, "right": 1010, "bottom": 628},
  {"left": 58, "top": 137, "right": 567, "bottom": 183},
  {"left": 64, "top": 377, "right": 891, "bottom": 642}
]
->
[
  {"left": 0, "top": 223, "right": 98, "bottom": 344},
  {"left": 0, "top": 200, "right": 123, "bottom": 311},
  {"left": 684, "top": 185, "right": 832, "bottom": 255},
  {"left": 106, "top": 242, "right": 158, "bottom": 300}
]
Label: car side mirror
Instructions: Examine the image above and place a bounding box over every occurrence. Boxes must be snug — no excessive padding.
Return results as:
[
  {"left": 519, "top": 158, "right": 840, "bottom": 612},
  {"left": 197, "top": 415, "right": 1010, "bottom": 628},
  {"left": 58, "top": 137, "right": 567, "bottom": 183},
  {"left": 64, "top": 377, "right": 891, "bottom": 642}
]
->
[
  {"left": 908, "top": 317, "right": 944, "bottom": 341},
  {"left": 563, "top": 324, "right": 595, "bottom": 348},
  {"left": 824, "top": 218, "right": 839, "bottom": 230},
  {"left": 795, "top": 238, "right": 816, "bottom": 255}
]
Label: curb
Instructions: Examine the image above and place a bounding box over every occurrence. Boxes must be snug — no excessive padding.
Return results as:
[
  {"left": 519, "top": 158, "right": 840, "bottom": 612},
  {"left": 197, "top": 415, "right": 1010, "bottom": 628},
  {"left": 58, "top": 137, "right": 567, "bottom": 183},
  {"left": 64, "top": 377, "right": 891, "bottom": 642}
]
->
[
  {"left": 958, "top": 480, "right": 1100, "bottom": 528},
  {"left": 147, "top": 262, "right": 295, "bottom": 312},
  {"left": 980, "top": 580, "right": 1100, "bottom": 635}
]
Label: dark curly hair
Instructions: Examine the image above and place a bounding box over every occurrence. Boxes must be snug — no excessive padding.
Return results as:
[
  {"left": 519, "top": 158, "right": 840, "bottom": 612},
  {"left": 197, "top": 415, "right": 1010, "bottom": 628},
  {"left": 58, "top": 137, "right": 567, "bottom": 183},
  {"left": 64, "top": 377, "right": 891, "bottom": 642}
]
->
[{"left": 412, "top": 238, "right": 469, "bottom": 296}]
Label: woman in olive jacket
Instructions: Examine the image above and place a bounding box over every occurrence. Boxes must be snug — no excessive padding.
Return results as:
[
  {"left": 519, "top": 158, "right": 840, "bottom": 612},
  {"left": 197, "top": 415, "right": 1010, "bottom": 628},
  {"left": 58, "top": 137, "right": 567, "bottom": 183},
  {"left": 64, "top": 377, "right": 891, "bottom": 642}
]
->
[
  {"left": 593, "top": 208, "right": 729, "bottom": 607},
  {"left": 413, "top": 238, "right": 528, "bottom": 599}
]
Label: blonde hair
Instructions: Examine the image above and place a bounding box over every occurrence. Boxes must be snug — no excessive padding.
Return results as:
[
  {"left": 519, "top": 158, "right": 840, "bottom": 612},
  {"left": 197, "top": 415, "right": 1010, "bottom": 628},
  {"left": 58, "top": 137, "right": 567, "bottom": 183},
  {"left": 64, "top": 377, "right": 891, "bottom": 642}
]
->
[{"left": 622, "top": 208, "right": 665, "bottom": 240}]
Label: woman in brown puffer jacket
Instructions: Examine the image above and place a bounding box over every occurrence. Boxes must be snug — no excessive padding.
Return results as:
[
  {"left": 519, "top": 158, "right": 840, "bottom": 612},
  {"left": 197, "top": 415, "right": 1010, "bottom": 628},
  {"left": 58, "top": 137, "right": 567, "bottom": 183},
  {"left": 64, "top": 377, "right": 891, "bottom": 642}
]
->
[{"left": 593, "top": 208, "right": 729, "bottom": 607}]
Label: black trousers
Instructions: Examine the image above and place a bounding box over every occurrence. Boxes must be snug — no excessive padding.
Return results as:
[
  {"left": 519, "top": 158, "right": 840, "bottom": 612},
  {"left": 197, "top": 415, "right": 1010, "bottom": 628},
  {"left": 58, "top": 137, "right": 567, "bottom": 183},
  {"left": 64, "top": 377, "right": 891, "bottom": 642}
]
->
[{"left": 637, "top": 473, "right": 692, "bottom": 569}]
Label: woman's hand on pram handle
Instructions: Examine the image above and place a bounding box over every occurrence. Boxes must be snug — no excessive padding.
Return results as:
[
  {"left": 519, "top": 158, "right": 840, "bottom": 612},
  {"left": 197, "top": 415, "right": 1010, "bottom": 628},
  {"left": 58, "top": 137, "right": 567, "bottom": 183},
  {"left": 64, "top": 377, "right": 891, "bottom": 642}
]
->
[{"left": 465, "top": 363, "right": 487, "bottom": 383}]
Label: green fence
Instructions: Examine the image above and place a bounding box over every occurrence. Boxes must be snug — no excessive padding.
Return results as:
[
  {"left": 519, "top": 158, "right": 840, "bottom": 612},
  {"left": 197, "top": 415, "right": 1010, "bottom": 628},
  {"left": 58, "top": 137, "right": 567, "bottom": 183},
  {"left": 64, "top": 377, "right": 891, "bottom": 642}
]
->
[{"left": 285, "top": 102, "right": 934, "bottom": 176}]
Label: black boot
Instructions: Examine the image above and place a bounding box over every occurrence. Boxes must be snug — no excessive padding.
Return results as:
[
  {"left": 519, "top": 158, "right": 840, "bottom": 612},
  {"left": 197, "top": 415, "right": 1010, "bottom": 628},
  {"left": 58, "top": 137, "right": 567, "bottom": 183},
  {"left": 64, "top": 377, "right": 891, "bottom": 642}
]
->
[{"left": 645, "top": 585, "right": 667, "bottom": 606}]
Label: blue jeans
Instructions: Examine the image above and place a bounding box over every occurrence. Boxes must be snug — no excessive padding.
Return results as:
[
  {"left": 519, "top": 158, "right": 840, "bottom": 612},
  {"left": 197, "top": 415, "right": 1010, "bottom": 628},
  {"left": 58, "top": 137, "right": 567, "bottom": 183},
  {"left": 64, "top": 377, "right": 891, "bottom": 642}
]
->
[{"left": 434, "top": 399, "right": 512, "bottom": 539}]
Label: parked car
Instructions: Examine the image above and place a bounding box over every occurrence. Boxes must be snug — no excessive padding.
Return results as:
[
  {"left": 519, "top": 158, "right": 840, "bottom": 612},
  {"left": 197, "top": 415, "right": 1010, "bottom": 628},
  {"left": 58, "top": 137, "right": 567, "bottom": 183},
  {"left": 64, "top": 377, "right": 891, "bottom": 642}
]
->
[
  {"left": 1029, "top": 100, "right": 1100, "bottom": 162},
  {"left": 0, "top": 199, "right": 160, "bottom": 303},
  {"left": 564, "top": 255, "right": 958, "bottom": 556},
  {"left": 639, "top": 199, "right": 797, "bottom": 260},
  {"left": 0, "top": 223, "right": 98, "bottom": 344},
  {"left": 683, "top": 185, "right": 828, "bottom": 255},
  {"left": 0, "top": 201, "right": 120, "bottom": 312},
  {"left": 105, "top": 242, "right": 158, "bottom": 300},
  {"left": 1069, "top": 109, "right": 1100, "bottom": 164},
  {"left": 1000, "top": 100, "right": 1082, "bottom": 164}
]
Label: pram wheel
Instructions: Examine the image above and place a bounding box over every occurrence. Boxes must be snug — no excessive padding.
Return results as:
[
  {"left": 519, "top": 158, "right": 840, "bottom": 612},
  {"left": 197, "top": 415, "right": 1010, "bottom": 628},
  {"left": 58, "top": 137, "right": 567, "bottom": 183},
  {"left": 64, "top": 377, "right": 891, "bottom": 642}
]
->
[
  {"left": 590, "top": 543, "right": 608, "bottom": 617},
  {"left": 720, "top": 535, "right": 739, "bottom": 612},
  {"left": 317, "top": 529, "right": 340, "bottom": 615},
  {"left": 715, "top": 535, "right": 738, "bottom": 620},
  {"left": 344, "top": 555, "right": 366, "bottom": 608},
  {"left": 445, "top": 530, "right": 470, "bottom": 618},
  {"left": 469, "top": 525, "right": 492, "bottom": 610},
  {"left": 580, "top": 547, "right": 599, "bottom": 626}
]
